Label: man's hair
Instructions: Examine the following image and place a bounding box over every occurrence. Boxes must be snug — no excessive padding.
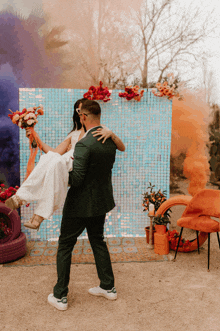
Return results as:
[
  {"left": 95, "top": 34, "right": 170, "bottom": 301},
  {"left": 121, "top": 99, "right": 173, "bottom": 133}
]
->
[{"left": 81, "top": 100, "right": 101, "bottom": 118}]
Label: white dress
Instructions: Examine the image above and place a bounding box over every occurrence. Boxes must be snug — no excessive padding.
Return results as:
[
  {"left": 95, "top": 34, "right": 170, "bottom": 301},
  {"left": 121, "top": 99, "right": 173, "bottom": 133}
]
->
[{"left": 16, "top": 130, "right": 81, "bottom": 219}]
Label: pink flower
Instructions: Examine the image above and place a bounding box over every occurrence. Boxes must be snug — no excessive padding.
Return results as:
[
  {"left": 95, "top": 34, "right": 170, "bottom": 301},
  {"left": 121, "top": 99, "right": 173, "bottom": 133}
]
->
[{"left": 27, "top": 119, "right": 35, "bottom": 125}]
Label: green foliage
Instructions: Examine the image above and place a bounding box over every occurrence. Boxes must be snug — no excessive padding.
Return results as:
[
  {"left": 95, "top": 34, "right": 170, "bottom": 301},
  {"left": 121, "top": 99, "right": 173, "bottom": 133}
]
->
[{"left": 153, "top": 214, "right": 171, "bottom": 226}]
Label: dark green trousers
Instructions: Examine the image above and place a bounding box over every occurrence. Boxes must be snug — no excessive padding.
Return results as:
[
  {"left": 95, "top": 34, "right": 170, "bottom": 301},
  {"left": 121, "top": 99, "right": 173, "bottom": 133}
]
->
[{"left": 53, "top": 214, "right": 114, "bottom": 299}]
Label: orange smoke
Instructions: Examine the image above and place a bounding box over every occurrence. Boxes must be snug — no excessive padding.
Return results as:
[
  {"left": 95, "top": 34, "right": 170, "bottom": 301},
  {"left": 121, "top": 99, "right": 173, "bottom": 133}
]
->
[{"left": 172, "top": 91, "right": 210, "bottom": 196}]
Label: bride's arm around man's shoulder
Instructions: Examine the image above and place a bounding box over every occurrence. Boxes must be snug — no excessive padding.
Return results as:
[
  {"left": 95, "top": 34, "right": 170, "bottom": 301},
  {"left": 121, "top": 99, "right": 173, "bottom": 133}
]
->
[{"left": 92, "top": 125, "right": 125, "bottom": 152}]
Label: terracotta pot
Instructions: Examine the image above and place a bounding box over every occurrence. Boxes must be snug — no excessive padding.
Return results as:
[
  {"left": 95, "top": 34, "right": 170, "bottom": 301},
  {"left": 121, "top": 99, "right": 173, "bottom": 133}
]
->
[
  {"left": 145, "top": 226, "right": 156, "bottom": 245},
  {"left": 155, "top": 224, "right": 166, "bottom": 235},
  {"left": 154, "top": 232, "right": 169, "bottom": 255}
]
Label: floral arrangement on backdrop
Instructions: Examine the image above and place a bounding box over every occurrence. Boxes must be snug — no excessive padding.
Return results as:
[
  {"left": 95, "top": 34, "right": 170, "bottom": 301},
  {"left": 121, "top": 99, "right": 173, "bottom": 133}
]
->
[
  {"left": 142, "top": 182, "right": 171, "bottom": 219},
  {"left": 8, "top": 106, "right": 44, "bottom": 180},
  {"left": 151, "top": 73, "right": 183, "bottom": 100},
  {"left": 83, "top": 81, "right": 112, "bottom": 102},
  {"left": 119, "top": 85, "right": 144, "bottom": 101}
]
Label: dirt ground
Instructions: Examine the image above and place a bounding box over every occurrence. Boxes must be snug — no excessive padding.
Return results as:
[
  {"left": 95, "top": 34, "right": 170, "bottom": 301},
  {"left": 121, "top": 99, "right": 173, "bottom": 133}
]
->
[{"left": 1, "top": 180, "right": 220, "bottom": 331}]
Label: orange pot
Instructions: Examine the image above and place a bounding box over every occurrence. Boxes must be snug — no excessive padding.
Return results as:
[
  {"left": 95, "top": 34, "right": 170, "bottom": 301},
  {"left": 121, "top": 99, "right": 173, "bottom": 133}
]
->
[
  {"left": 155, "top": 224, "right": 166, "bottom": 234},
  {"left": 154, "top": 232, "right": 169, "bottom": 255}
]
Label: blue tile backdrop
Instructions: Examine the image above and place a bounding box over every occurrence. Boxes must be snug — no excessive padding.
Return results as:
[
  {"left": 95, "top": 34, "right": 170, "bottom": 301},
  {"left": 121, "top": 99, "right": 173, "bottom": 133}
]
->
[{"left": 19, "top": 88, "right": 172, "bottom": 240}]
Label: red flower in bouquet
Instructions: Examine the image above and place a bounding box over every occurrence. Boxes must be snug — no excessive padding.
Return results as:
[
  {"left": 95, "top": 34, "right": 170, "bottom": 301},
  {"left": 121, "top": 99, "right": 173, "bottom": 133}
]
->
[
  {"left": 84, "top": 81, "right": 112, "bottom": 102},
  {"left": 119, "top": 85, "right": 144, "bottom": 102}
]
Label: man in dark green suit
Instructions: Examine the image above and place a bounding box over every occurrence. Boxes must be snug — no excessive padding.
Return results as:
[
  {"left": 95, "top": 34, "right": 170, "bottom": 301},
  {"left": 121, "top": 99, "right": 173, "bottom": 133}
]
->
[{"left": 48, "top": 100, "right": 119, "bottom": 310}]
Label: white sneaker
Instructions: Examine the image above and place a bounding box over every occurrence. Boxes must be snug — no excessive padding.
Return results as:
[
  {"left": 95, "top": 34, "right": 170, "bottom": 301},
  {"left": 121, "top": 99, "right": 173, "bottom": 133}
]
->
[
  {"left": 88, "top": 286, "right": 117, "bottom": 300},
  {"left": 47, "top": 293, "right": 68, "bottom": 310}
]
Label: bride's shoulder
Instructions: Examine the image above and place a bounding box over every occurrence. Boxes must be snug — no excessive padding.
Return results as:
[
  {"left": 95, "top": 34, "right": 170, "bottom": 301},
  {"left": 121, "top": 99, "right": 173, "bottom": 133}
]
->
[{"left": 64, "top": 130, "right": 80, "bottom": 140}]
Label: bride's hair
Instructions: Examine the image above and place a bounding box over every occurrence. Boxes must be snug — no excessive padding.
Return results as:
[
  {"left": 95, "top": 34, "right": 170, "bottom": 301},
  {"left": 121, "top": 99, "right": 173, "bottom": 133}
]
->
[{"left": 68, "top": 98, "right": 87, "bottom": 133}]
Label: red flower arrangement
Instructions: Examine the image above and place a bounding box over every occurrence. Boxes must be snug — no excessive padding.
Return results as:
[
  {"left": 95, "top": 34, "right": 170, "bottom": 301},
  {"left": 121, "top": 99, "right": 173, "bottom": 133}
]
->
[
  {"left": 8, "top": 106, "right": 44, "bottom": 180},
  {"left": 0, "top": 184, "right": 18, "bottom": 203},
  {"left": 167, "top": 229, "right": 191, "bottom": 252},
  {"left": 151, "top": 73, "right": 183, "bottom": 100},
  {"left": 83, "top": 81, "right": 112, "bottom": 102},
  {"left": 0, "top": 184, "right": 29, "bottom": 238},
  {"left": 0, "top": 183, "right": 29, "bottom": 207},
  {"left": 119, "top": 85, "right": 144, "bottom": 102}
]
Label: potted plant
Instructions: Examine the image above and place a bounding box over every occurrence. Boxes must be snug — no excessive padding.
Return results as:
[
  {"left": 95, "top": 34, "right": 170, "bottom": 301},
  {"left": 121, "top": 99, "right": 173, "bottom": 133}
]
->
[
  {"left": 153, "top": 214, "right": 171, "bottom": 234},
  {"left": 142, "top": 183, "right": 171, "bottom": 243},
  {"left": 153, "top": 214, "right": 170, "bottom": 255}
]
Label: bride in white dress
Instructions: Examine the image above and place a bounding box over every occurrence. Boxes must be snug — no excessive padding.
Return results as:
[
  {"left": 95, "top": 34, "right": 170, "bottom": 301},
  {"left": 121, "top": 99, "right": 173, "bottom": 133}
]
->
[{"left": 5, "top": 98, "right": 125, "bottom": 230}]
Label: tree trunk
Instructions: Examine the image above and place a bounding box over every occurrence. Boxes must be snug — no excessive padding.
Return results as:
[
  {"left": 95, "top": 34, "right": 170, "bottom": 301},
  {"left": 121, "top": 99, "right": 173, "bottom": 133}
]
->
[{"left": 142, "top": 57, "right": 148, "bottom": 88}]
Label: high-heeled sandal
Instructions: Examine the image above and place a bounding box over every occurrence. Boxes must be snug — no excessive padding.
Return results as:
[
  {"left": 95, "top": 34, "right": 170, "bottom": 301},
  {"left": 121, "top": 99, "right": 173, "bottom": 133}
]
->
[
  {"left": 24, "top": 214, "right": 44, "bottom": 231},
  {"left": 5, "top": 195, "right": 25, "bottom": 214}
]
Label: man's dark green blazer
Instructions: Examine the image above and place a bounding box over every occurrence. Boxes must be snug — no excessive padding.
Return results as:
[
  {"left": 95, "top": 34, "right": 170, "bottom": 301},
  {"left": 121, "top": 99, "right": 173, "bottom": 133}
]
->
[{"left": 63, "top": 126, "right": 117, "bottom": 218}]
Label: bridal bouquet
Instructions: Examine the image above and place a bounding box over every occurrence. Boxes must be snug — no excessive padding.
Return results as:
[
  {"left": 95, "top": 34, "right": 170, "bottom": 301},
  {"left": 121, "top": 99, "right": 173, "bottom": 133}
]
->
[
  {"left": 119, "top": 85, "right": 144, "bottom": 101},
  {"left": 8, "top": 105, "right": 44, "bottom": 148},
  {"left": 8, "top": 106, "right": 44, "bottom": 180},
  {"left": 151, "top": 73, "right": 183, "bottom": 100},
  {"left": 83, "top": 81, "right": 112, "bottom": 102}
]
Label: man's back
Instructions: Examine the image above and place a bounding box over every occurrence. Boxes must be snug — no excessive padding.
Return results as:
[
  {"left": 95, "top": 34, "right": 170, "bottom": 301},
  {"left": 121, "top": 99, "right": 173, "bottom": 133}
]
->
[{"left": 63, "top": 126, "right": 117, "bottom": 217}]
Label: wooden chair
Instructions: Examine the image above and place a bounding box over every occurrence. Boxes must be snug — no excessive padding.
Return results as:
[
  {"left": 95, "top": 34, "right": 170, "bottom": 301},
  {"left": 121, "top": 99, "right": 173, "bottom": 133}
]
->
[{"left": 174, "top": 189, "right": 220, "bottom": 270}]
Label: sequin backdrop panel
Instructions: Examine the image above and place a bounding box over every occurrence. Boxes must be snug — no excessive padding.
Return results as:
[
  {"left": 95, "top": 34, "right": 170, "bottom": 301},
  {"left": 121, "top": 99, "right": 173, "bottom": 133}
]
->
[{"left": 19, "top": 88, "right": 172, "bottom": 240}]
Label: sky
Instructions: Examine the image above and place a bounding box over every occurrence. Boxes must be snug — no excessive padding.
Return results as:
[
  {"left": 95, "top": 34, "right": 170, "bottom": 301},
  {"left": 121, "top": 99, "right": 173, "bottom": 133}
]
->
[{"left": 0, "top": 0, "right": 220, "bottom": 103}]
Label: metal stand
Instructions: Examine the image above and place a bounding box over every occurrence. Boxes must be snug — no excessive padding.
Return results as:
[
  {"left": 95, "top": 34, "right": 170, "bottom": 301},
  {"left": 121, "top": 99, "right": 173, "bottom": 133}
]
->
[{"left": 146, "top": 215, "right": 154, "bottom": 250}]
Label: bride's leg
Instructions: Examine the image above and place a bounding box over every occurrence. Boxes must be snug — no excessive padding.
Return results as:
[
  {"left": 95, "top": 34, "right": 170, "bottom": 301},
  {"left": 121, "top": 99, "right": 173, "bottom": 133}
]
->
[
  {"left": 16, "top": 151, "right": 60, "bottom": 203},
  {"left": 5, "top": 153, "right": 51, "bottom": 210},
  {"left": 6, "top": 152, "right": 65, "bottom": 212},
  {"left": 24, "top": 214, "right": 44, "bottom": 230},
  {"left": 31, "top": 153, "right": 69, "bottom": 220}
]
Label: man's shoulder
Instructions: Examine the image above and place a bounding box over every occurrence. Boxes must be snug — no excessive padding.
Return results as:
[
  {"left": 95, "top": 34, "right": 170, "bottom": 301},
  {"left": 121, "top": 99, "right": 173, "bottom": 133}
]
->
[{"left": 80, "top": 126, "right": 103, "bottom": 144}]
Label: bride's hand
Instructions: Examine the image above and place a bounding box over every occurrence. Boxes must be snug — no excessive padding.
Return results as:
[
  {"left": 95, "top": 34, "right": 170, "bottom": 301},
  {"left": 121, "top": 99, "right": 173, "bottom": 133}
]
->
[
  {"left": 92, "top": 127, "right": 112, "bottom": 143},
  {"left": 66, "top": 144, "right": 72, "bottom": 152},
  {"left": 25, "top": 128, "right": 39, "bottom": 140},
  {"left": 25, "top": 128, "right": 31, "bottom": 137}
]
